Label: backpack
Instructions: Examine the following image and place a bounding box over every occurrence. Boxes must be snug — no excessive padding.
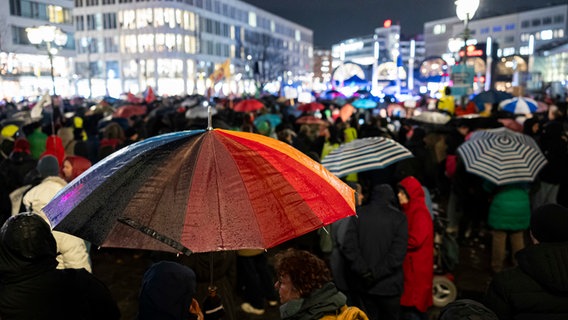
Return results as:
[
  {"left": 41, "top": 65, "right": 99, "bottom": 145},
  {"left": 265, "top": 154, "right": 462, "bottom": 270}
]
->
[{"left": 320, "top": 306, "right": 369, "bottom": 320}]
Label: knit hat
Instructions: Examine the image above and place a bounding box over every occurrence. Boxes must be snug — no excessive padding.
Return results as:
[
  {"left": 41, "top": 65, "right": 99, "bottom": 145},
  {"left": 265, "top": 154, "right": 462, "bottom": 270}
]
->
[
  {"left": 37, "top": 155, "right": 60, "bottom": 177},
  {"left": 139, "top": 261, "right": 197, "bottom": 320},
  {"left": 531, "top": 204, "right": 568, "bottom": 243},
  {"left": 0, "top": 213, "right": 57, "bottom": 262}
]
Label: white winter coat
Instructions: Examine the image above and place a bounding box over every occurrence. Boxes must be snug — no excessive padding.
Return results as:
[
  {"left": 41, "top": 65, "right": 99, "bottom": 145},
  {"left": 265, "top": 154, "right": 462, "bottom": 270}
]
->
[{"left": 22, "top": 176, "right": 92, "bottom": 273}]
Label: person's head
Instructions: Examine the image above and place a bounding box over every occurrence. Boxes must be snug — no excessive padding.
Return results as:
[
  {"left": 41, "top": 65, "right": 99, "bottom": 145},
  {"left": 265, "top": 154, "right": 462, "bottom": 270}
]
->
[
  {"left": 37, "top": 155, "right": 60, "bottom": 178},
  {"left": 273, "top": 248, "right": 332, "bottom": 303},
  {"left": 62, "top": 155, "right": 92, "bottom": 182},
  {"left": 530, "top": 204, "right": 568, "bottom": 244},
  {"left": 346, "top": 181, "right": 364, "bottom": 206},
  {"left": 397, "top": 185, "right": 409, "bottom": 206},
  {"left": 138, "top": 261, "right": 197, "bottom": 320},
  {"left": 0, "top": 213, "right": 57, "bottom": 265}
]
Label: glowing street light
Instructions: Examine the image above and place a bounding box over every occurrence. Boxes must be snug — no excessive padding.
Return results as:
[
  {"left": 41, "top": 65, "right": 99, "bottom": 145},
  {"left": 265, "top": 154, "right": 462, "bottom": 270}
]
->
[
  {"left": 26, "top": 25, "right": 68, "bottom": 96},
  {"left": 455, "top": 0, "right": 479, "bottom": 63}
]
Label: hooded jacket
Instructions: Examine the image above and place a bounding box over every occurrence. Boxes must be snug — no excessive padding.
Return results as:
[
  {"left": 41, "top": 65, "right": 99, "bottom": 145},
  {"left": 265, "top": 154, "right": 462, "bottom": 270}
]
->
[
  {"left": 138, "top": 261, "right": 197, "bottom": 320},
  {"left": 398, "top": 176, "right": 434, "bottom": 312},
  {"left": 484, "top": 242, "right": 568, "bottom": 319},
  {"left": 62, "top": 155, "right": 92, "bottom": 182},
  {"left": 0, "top": 213, "right": 120, "bottom": 320},
  {"left": 338, "top": 184, "right": 408, "bottom": 296}
]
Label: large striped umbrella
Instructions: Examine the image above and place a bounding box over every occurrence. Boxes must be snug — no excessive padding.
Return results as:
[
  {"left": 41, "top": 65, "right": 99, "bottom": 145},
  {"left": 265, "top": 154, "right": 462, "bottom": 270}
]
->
[
  {"left": 321, "top": 137, "right": 414, "bottom": 178},
  {"left": 44, "top": 129, "right": 355, "bottom": 254},
  {"left": 499, "top": 97, "right": 538, "bottom": 114},
  {"left": 457, "top": 128, "right": 547, "bottom": 186}
]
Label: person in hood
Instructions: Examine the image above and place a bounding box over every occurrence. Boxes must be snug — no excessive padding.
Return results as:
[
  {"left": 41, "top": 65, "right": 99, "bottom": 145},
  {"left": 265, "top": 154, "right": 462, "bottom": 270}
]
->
[
  {"left": 484, "top": 203, "right": 568, "bottom": 319},
  {"left": 61, "top": 155, "right": 92, "bottom": 182},
  {"left": 397, "top": 176, "right": 434, "bottom": 319},
  {"left": 0, "top": 213, "right": 120, "bottom": 320},
  {"left": 339, "top": 184, "right": 408, "bottom": 320},
  {"left": 138, "top": 261, "right": 203, "bottom": 320}
]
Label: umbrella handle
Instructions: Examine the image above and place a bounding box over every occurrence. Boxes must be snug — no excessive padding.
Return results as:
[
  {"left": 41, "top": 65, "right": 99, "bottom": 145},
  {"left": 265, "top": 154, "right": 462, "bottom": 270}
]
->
[{"left": 117, "top": 217, "right": 193, "bottom": 256}]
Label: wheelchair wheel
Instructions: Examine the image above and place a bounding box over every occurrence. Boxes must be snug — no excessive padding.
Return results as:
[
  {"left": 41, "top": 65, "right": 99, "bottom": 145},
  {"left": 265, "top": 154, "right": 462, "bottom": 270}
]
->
[{"left": 432, "top": 275, "right": 457, "bottom": 308}]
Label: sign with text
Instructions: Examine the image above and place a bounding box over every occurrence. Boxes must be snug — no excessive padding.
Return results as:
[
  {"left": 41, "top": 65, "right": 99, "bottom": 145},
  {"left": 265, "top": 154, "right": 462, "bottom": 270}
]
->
[{"left": 451, "top": 64, "right": 474, "bottom": 96}]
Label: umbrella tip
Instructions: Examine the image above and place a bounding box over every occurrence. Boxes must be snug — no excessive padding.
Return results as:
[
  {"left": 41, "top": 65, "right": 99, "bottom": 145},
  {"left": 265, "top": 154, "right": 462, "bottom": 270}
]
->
[{"left": 206, "top": 105, "right": 213, "bottom": 131}]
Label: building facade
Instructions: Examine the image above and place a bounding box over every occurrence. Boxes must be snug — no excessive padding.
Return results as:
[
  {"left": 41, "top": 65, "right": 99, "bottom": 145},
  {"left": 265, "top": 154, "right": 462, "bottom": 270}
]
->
[
  {"left": 423, "top": 4, "right": 567, "bottom": 90},
  {"left": 1, "top": 0, "right": 75, "bottom": 100},
  {"left": 1, "top": 0, "right": 313, "bottom": 99}
]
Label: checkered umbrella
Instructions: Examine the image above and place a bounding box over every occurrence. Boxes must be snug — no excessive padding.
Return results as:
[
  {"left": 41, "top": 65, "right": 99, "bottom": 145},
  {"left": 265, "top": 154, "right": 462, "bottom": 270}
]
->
[
  {"left": 321, "top": 137, "right": 414, "bottom": 178},
  {"left": 457, "top": 128, "right": 547, "bottom": 186}
]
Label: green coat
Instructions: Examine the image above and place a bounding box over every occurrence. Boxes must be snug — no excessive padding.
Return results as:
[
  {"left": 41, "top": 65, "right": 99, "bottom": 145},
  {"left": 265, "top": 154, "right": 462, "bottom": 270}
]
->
[{"left": 487, "top": 185, "right": 531, "bottom": 230}]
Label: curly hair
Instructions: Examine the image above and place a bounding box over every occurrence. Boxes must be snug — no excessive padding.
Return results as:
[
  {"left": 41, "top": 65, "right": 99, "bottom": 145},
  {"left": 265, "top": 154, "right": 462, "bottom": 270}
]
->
[{"left": 274, "top": 248, "right": 332, "bottom": 298}]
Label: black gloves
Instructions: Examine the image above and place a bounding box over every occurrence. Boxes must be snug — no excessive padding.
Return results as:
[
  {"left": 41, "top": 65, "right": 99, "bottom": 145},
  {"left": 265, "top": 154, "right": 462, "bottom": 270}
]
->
[{"left": 360, "top": 270, "right": 377, "bottom": 289}]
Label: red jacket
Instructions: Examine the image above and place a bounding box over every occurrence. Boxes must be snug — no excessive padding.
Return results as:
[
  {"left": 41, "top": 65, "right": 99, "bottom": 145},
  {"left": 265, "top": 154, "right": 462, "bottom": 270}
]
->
[{"left": 399, "top": 176, "right": 434, "bottom": 312}]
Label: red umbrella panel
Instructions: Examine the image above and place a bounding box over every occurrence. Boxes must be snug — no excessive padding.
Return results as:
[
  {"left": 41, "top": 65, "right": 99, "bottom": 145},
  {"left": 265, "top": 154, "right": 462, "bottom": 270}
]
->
[
  {"left": 43, "top": 129, "right": 355, "bottom": 254},
  {"left": 113, "top": 104, "right": 147, "bottom": 118},
  {"left": 233, "top": 99, "right": 264, "bottom": 112},
  {"left": 295, "top": 116, "right": 329, "bottom": 126},
  {"left": 297, "top": 102, "right": 325, "bottom": 112}
]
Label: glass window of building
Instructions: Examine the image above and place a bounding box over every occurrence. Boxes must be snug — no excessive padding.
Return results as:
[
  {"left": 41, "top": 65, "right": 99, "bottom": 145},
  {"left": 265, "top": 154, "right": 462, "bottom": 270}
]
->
[
  {"left": 505, "top": 23, "right": 515, "bottom": 30},
  {"left": 75, "top": 0, "right": 83, "bottom": 7},
  {"left": 543, "top": 17, "right": 552, "bottom": 25},
  {"left": 164, "top": 8, "right": 175, "bottom": 28},
  {"left": 104, "top": 13, "right": 117, "bottom": 29},
  {"left": 139, "top": 33, "right": 155, "bottom": 53},
  {"left": 76, "top": 16, "right": 85, "bottom": 31},
  {"left": 136, "top": 8, "right": 152, "bottom": 28},
  {"left": 249, "top": 12, "right": 257, "bottom": 27},
  {"left": 521, "top": 20, "right": 529, "bottom": 28},
  {"left": 480, "top": 27, "right": 489, "bottom": 34},
  {"left": 154, "top": 8, "right": 164, "bottom": 27},
  {"left": 554, "top": 15, "right": 564, "bottom": 23},
  {"left": 493, "top": 25, "right": 502, "bottom": 32},
  {"left": 120, "top": 10, "right": 136, "bottom": 29},
  {"left": 122, "top": 34, "right": 137, "bottom": 53},
  {"left": 104, "top": 36, "right": 119, "bottom": 52},
  {"left": 532, "top": 19, "right": 541, "bottom": 27}
]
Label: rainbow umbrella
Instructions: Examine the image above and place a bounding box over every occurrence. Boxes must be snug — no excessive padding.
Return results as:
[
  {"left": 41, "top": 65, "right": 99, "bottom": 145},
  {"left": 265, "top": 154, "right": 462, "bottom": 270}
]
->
[{"left": 44, "top": 129, "right": 355, "bottom": 254}]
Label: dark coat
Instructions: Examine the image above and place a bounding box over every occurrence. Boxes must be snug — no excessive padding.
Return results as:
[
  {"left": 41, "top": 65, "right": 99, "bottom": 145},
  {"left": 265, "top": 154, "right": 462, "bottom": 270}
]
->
[
  {"left": 484, "top": 242, "right": 568, "bottom": 320},
  {"left": 0, "top": 215, "right": 120, "bottom": 320},
  {"left": 339, "top": 184, "right": 408, "bottom": 296}
]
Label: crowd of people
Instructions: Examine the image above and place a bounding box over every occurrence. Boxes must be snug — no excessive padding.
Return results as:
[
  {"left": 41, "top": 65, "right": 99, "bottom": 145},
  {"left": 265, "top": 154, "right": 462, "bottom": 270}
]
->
[{"left": 0, "top": 90, "right": 567, "bottom": 319}]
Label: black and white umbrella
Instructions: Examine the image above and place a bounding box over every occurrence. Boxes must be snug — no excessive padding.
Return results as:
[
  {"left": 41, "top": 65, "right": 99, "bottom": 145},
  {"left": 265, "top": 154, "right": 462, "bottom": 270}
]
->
[
  {"left": 457, "top": 128, "right": 547, "bottom": 186},
  {"left": 321, "top": 137, "right": 414, "bottom": 178}
]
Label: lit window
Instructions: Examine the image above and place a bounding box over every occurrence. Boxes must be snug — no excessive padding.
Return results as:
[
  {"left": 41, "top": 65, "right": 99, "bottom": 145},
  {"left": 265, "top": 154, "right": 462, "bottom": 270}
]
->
[
  {"left": 505, "top": 23, "right": 515, "bottom": 31},
  {"left": 154, "top": 8, "right": 164, "bottom": 27},
  {"left": 248, "top": 12, "right": 256, "bottom": 27},
  {"left": 493, "top": 26, "right": 502, "bottom": 32},
  {"left": 519, "top": 46, "right": 531, "bottom": 55},
  {"left": 541, "top": 30, "right": 553, "bottom": 40},
  {"left": 295, "top": 30, "right": 301, "bottom": 42},
  {"left": 502, "top": 47, "right": 515, "bottom": 56},
  {"left": 433, "top": 24, "right": 446, "bottom": 35}
]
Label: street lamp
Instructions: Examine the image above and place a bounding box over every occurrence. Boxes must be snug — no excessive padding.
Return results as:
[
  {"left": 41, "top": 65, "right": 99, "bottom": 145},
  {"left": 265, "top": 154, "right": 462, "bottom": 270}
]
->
[
  {"left": 26, "top": 25, "right": 68, "bottom": 96},
  {"left": 455, "top": 0, "right": 479, "bottom": 63}
]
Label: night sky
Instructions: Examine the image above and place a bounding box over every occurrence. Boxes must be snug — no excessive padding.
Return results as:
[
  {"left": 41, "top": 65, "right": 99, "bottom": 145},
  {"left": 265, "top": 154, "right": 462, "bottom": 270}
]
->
[{"left": 242, "top": 0, "right": 566, "bottom": 48}]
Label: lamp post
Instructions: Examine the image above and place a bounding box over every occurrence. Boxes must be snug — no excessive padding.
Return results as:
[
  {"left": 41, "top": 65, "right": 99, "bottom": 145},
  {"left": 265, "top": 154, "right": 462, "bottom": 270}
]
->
[
  {"left": 81, "top": 37, "right": 93, "bottom": 98},
  {"left": 26, "top": 25, "right": 68, "bottom": 96},
  {"left": 455, "top": 0, "right": 479, "bottom": 63}
]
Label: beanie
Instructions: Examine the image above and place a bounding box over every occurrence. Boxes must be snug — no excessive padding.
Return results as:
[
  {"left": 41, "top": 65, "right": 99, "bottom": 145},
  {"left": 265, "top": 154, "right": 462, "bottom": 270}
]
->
[
  {"left": 0, "top": 212, "right": 57, "bottom": 262},
  {"left": 531, "top": 204, "right": 568, "bottom": 243},
  {"left": 37, "top": 155, "right": 60, "bottom": 177}
]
